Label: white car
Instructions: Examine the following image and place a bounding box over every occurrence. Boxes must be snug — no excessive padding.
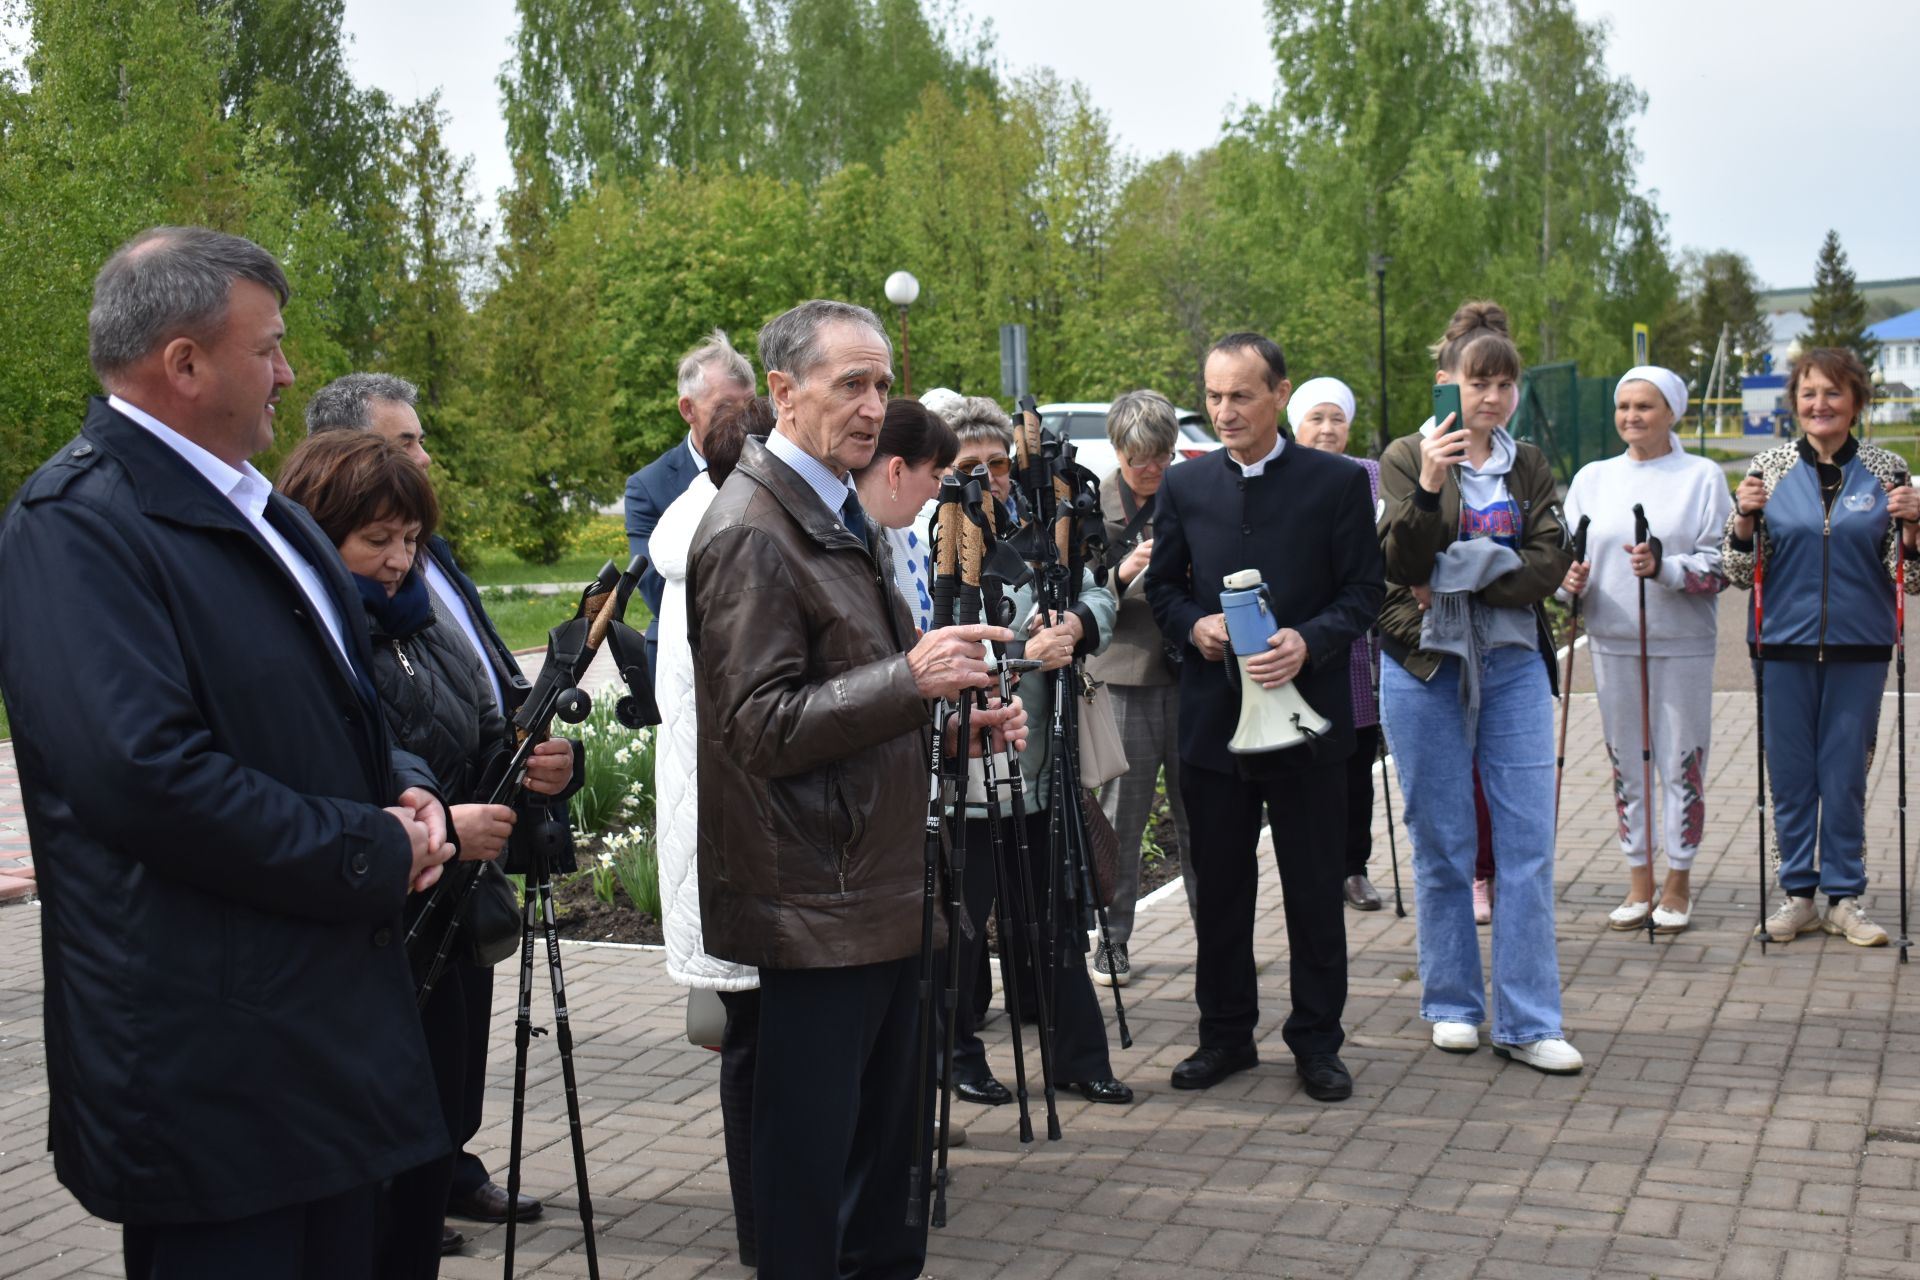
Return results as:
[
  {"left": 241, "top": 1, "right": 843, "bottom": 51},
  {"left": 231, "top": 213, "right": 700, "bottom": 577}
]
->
[{"left": 1033, "top": 402, "right": 1221, "bottom": 479}]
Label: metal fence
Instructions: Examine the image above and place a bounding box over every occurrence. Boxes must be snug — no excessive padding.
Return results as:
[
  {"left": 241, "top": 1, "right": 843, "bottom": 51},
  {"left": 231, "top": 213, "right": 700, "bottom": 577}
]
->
[{"left": 1508, "top": 361, "right": 1621, "bottom": 483}]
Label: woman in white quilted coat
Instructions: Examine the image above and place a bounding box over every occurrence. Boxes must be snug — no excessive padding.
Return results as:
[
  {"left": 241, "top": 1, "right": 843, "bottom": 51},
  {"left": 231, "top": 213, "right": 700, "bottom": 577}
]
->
[{"left": 651, "top": 399, "right": 762, "bottom": 1267}]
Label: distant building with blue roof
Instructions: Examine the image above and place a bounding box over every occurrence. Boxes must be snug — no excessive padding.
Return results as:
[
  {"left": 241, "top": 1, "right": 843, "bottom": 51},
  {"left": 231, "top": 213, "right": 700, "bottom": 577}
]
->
[{"left": 1867, "top": 310, "right": 1920, "bottom": 424}]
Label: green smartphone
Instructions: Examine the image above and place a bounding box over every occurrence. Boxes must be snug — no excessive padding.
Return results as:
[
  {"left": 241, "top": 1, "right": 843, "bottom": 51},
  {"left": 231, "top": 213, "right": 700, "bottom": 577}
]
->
[{"left": 1431, "top": 383, "right": 1462, "bottom": 431}]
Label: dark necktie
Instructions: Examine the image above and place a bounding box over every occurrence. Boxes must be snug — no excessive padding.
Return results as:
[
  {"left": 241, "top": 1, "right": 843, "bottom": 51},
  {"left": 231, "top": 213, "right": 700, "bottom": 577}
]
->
[{"left": 841, "top": 487, "right": 873, "bottom": 554}]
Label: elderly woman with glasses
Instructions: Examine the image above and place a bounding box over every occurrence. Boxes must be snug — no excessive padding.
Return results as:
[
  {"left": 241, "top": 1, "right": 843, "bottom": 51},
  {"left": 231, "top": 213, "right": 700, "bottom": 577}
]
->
[
  {"left": 935, "top": 395, "right": 1134, "bottom": 1110},
  {"left": 1085, "top": 390, "right": 1197, "bottom": 986}
]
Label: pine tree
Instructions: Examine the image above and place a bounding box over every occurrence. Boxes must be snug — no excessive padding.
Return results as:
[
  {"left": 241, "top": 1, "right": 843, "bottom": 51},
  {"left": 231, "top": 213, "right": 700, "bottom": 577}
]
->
[{"left": 1802, "top": 229, "right": 1881, "bottom": 376}]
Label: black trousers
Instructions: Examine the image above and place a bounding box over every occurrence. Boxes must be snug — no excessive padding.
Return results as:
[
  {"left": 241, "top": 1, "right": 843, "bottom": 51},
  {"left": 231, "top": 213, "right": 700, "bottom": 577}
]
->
[
  {"left": 1344, "top": 725, "right": 1380, "bottom": 877},
  {"left": 753, "top": 958, "right": 929, "bottom": 1280},
  {"left": 952, "top": 809, "right": 1114, "bottom": 1084},
  {"left": 717, "top": 987, "right": 760, "bottom": 1267},
  {"left": 379, "top": 957, "right": 471, "bottom": 1279},
  {"left": 123, "top": 1182, "right": 378, "bottom": 1280},
  {"left": 447, "top": 957, "right": 493, "bottom": 1201},
  {"left": 1181, "top": 758, "right": 1349, "bottom": 1059}
]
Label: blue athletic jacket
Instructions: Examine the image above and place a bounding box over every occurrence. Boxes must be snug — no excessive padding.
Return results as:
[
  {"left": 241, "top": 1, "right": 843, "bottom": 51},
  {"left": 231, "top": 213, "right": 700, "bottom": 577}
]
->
[{"left": 1721, "top": 436, "right": 1919, "bottom": 661}]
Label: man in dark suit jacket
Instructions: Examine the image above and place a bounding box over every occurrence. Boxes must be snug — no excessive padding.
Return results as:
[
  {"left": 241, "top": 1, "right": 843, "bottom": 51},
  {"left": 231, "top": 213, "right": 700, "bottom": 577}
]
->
[
  {"left": 1146, "top": 332, "right": 1385, "bottom": 1102},
  {"left": 304, "top": 371, "right": 547, "bottom": 1242},
  {"left": 623, "top": 329, "right": 756, "bottom": 679},
  {"left": 0, "top": 227, "right": 456, "bottom": 1277}
]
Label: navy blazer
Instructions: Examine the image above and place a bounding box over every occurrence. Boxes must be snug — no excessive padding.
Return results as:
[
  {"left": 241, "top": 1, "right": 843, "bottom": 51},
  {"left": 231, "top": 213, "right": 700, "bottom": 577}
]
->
[
  {"left": 623, "top": 439, "right": 699, "bottom": 660},
  {"left": 1146, "top": 441, "right": 1385, "bottom": 776},
  {"left": 426, "top": 534, "right": 533, "bottom": 714},
  {"left": 0, "top": 398, "right": 444, "bottom": 1224}
]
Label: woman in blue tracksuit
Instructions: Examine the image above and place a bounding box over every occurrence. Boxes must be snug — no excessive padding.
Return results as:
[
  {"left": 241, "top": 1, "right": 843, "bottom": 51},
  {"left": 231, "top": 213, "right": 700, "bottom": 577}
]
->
[{"left": 1723, "top": 347, "right": 1920, "bottom": 946}]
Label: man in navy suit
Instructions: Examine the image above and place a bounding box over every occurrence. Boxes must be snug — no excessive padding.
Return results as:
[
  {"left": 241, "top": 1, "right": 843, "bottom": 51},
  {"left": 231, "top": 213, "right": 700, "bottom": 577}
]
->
[
  {"left": 0, "top": 226, "right": 455, "bottom": 1277},
  {"left": 1145, "top": 332, "right": 1384, "bottom": 1101},
  {"left": 623, "top": 330, "right": 756, "bottom": 680}
]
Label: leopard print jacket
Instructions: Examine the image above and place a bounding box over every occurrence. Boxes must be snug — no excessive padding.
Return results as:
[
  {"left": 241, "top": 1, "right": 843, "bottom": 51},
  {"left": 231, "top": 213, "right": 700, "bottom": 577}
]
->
[{"left": 1719, "top": 439, "right": 1920, "bottom": 593}]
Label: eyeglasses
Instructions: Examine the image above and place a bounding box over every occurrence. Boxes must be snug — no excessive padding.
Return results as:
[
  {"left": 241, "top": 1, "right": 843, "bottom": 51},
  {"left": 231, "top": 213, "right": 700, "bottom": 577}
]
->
[
  {"left": 956, "top": 456, "right": 1013, "bottom": 477},
  {"left": 1121, "top": 453, "right": 1174, "bottom": 471}
]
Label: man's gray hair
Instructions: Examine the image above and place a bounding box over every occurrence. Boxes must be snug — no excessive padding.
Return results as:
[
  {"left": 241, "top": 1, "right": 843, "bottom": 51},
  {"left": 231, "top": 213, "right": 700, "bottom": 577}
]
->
[
  {"left": 1107, "top": 389, "right": 1179, "bottom": 461},
  {"left": 305, "top": 372, "right": 420, "bottom": 435},
  {"left": 757, "top": 300, "right": 892, "bottom": 386},
  {"left": 678, "top": 329, "right": 756, "bottom": 402},
  {"left": 88, "top": 226, "right": 291, "bottom": 381},
  {"left": 942, "top": 396, "right": 1014, "bottom": 451}
]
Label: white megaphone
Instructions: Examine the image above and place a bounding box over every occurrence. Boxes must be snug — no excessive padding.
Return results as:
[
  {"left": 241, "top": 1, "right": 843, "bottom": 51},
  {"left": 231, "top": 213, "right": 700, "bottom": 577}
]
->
[{"left": 1222, "top": 569, "right": 1331, "bottom": 754}]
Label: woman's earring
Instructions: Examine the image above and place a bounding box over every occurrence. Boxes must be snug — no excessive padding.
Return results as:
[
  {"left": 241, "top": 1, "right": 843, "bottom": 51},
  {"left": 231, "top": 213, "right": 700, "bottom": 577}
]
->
[{"left": 891, "top": 487, "right": 898, "bottom": 501}]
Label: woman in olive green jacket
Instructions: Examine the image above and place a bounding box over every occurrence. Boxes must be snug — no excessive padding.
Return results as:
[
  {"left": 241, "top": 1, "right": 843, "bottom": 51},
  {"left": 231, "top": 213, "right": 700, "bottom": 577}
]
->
[{"left": 1377, "top": 301, "right": 1581, "bottom": 1077}]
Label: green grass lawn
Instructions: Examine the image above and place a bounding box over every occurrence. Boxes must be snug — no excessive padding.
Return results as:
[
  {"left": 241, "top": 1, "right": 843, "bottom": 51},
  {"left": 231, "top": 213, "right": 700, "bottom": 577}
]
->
[
  {"left": 459, "top": 512, "right": 632, "bottom": 587},
  {"left": 487, "top": 589, "right": 654, "bottom": 652},
  {"left": 462, "top": 546, "right": 630, "bottom": 587}
]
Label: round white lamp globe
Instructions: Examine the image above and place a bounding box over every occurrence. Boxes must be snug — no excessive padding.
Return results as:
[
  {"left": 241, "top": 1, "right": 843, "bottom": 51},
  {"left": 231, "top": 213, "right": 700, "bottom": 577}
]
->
[{"left": 884, "top": 270, "right": 920, "bottom": 307}]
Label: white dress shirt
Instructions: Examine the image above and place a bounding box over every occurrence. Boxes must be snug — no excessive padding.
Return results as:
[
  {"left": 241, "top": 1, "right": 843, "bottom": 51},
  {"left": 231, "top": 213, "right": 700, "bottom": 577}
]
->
[
  {"left": 109, "top": 394, "right": 354, "bottom": 667},
  {"left": 1229, "top": 432, "right": 1287, "bottom": 478},
  {"left": 422, "top": 556, "right": 507, "bottom": 712}
]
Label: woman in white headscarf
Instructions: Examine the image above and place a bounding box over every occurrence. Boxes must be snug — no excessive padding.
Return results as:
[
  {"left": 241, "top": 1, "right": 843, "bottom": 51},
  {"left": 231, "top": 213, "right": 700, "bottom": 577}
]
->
[
  {"left": 1558, "top": 366, "right": 1732, "bottom": 935},
  {"left": 1289, "top": 377, "right": 1389, "bottom": 911}
]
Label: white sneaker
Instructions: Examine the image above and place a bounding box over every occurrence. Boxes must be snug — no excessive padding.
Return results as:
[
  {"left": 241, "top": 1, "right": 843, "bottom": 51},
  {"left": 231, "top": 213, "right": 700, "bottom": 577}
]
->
[
  {"left": 1823, "top": 897, "right": 1889, "bottom": 947},
  {"left": 1431, "top": 1021, "right": 1479, "bottom": 1054},
  {"left": 1757, "top": 896, "right": 1820, "bottom": 943},
  {"left": 1492, "top": 1038, "right": 1584, "bottom": 1074}
]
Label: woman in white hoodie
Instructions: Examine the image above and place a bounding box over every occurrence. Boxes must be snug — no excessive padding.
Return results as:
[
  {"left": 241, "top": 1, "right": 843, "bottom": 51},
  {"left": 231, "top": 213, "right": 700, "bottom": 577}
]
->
[
  {"left": 651, "top": 397, "right": 764, "bottom": 1268},
  {"left": 1559, "top": 368, "right": 1732, "bottom": 935}
]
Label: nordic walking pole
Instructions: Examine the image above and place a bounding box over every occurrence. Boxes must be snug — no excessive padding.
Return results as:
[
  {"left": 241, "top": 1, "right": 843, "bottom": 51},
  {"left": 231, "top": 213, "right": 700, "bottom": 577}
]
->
[
  {"left": 1633, "top": 504, "right": 1657, "bottom": 946},
  {"left": 1555, "top": 515, "right": 1591, "bottom": 820},
  {"left": 1898, "top": 518, "right": 1910, "bottom": 963},
  {"left": 1750, "top": 472, "right": 1771, "bottom": 955},
  {"left": 1368, "top": 632, "right": 1406, "bottom": 917}
]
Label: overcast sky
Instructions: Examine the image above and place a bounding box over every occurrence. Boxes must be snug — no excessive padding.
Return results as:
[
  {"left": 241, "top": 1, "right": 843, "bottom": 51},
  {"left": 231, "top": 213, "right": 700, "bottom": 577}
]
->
[{"left": 106, "top": 0, "right": 1908, "bottom": 292}]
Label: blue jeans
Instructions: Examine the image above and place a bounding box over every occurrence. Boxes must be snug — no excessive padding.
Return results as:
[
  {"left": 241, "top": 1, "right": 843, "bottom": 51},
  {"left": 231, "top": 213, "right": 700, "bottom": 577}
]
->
[
  {"left": 1760, "top": 659, "right": 1884, "bottom": 899},
  {"left": 1381, "top": 648, "right": 1564, "bottom": 1044}
]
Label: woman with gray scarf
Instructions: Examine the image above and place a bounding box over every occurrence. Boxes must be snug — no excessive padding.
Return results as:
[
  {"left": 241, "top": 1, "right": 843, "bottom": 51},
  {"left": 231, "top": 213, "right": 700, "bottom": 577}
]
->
[{"left": 1377, "top": 301, "right": 1580, "bottom": 1076}]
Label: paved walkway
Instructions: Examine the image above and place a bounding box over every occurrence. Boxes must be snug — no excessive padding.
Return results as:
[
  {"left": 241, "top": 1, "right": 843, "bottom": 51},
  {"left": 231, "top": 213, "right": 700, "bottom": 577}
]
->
[{"left": 5, "top": 612, "right": 1920, "bottom": 1277}]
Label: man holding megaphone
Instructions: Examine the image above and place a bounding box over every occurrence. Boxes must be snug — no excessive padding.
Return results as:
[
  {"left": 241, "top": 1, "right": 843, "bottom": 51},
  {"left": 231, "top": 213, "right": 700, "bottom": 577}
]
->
[{"left": 1146, "top": 333, "right": 1385, "bottom": 1101}]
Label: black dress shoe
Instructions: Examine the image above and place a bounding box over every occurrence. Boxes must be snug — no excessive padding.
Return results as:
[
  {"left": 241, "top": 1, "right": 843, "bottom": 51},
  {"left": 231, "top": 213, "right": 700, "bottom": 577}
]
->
[
  {"left": 1066, "top": 1078, "right": 1134, "bottom": 1104},
  {"left": 1295, "top": 1053, "right": 1353, "bottom": 1102},
  {"left": 952, "top": 1075, "right": 1013, "bottom": 1106},
  {"left": 1343, "top": 874, "right": 1383, "bottom": 911},
  {"left": 440, "top": 1227, "right": 464, "bottom": 1256},
  {"left": 447, "top": 1180, "right": 543, "bottom": 1224},
  {"left": 1170, "top": 1044, "right": 1258, "bottom": 1090}
]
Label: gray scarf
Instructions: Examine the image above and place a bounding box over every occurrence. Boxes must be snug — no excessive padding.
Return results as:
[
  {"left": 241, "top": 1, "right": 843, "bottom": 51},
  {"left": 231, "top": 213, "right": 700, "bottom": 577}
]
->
[{"left": 1418, "top": 538, "right": 1536, "bottom": 750}]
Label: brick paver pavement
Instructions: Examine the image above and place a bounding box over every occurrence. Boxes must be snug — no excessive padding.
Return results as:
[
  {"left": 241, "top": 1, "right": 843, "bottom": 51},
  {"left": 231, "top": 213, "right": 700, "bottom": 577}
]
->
[{"left": 5, "top": 621, "right": 1920, "bottom": 1277}]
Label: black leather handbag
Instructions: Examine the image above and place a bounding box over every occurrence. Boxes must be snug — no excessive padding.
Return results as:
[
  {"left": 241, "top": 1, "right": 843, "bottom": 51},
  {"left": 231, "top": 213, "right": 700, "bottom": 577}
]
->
[{"left": 460, "top": 861, "right": 523, "bottom": 967}]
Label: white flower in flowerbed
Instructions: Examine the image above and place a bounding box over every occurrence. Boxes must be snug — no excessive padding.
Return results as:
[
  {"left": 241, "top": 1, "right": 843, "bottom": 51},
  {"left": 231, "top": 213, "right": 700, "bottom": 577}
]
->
[{"left": 564, "top": 703, "right": 659, "bottom": 913}]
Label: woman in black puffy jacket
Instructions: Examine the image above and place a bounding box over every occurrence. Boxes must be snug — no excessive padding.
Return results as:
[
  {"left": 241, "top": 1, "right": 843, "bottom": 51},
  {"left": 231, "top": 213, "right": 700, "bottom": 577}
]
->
[{"left": 280, "top": 431, "right": 574, "bottom": 1277}]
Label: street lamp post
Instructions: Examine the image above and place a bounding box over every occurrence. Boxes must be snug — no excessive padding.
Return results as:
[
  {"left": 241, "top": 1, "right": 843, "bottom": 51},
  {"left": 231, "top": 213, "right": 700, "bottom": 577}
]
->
[
  {"left": 885, "top": 270, "right": 920, "bottom": 397},
  {"left": 1372, "top": 255, "right": 1391, "bottom": 458}
]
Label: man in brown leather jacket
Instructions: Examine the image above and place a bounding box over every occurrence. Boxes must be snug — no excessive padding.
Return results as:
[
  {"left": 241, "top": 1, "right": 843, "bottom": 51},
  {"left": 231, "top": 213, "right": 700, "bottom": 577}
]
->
[{"left": 687, "top": 299, "right": 1024, "bottom": 1278}]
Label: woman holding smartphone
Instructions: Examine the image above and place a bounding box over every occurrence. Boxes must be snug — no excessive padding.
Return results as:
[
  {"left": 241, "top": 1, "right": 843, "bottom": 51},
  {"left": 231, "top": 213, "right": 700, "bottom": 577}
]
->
[{"left": 1377, "top": 300, "right": 1579, "bottom": 1074}]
